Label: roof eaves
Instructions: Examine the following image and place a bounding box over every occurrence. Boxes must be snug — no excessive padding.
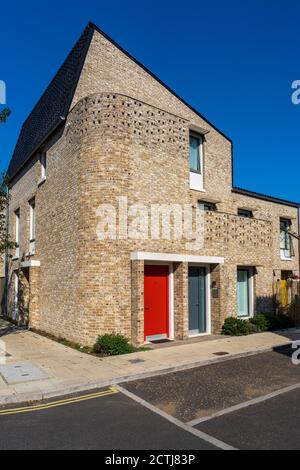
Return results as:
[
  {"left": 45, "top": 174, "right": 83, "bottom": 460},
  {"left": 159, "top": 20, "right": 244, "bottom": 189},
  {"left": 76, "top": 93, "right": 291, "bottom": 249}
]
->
[{"left": 232, "top": 187, "right": 300, "bottom": 208}]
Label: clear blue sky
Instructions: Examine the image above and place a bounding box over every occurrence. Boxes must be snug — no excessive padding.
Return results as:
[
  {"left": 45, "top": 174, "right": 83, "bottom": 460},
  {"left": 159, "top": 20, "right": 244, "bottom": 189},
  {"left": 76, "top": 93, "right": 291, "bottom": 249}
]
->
[{"left": 1, "top": 0, "right": 299, "bottom": 201}]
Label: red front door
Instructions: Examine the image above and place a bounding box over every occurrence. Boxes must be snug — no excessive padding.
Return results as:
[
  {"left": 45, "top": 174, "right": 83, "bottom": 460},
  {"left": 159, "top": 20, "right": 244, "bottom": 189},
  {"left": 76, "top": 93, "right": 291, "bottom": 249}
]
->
[{"left": 144, "top": 265, "right": 169, "bottom": 341}]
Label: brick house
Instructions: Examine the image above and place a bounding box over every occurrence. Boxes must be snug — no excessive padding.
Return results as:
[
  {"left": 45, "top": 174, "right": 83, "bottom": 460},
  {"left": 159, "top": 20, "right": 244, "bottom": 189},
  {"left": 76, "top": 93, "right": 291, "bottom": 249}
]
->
[{"left": 5, "top": 23, "right": 300, "bottom": 346}]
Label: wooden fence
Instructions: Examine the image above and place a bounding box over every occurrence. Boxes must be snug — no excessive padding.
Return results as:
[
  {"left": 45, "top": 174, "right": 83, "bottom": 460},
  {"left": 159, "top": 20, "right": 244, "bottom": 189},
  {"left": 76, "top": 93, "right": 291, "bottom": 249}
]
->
[{"left": 273, "top": 279, "right": 300, "bottom": 326}]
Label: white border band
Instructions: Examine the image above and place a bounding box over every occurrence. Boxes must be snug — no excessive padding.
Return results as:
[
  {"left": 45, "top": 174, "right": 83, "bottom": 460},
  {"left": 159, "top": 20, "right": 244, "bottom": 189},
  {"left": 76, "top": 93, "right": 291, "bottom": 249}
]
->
[
  {"left": 20, "top": 260, "right": 41, "bottom": 268},
  {"left": 131, "top": 252, "right": 224, "bottom": 264}
]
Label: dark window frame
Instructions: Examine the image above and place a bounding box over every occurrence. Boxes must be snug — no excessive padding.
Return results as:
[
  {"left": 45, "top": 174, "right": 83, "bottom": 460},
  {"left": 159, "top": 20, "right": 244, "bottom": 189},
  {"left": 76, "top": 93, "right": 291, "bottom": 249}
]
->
[
  {"left": 29, "top": 198, "right": 36, "bottom": 254},
  {"left": 280, "top": 218, "right": 292, "bottom": 257},
  {"left": 238, "top": 209, "right": 253, "bottom": 218},
  {"left": 189, "top": 132, "right": 203, "bottom": 174},
  {"left": 199, "top": 201, "right": 217, "bottom": 212}
]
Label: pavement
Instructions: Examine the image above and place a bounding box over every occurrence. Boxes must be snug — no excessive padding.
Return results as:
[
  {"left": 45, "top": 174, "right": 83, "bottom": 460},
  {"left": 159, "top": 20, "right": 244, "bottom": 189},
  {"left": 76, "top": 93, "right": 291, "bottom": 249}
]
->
[
  {"left": 0, "top": 323, "right": 299, "bottom": 406},
  {"left": 0, "top": 347, "right": 300, "bottom": 450}
]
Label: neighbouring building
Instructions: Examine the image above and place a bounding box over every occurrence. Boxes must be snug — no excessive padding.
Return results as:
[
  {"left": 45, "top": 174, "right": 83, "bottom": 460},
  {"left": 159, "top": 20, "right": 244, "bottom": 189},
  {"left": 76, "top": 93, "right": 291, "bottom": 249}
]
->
[
  {"left": 0, "top": 254, "right": 5, "bottom": 315},
  {"left": 5, "top": 23, "right": 300, "bottom": 346}
]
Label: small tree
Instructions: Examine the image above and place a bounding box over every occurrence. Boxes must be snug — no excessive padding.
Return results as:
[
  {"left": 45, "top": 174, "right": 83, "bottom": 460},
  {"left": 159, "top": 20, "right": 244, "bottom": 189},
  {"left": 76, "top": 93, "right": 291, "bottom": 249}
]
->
[
  {"left": 0, "top": 108, "right": 14, "bottom": 255},
  {"left": 0, "top": 108, "right": 11, "bottom": 123},
  {"left": 0, "top": 174, "right": 14, "bottom": 255}
]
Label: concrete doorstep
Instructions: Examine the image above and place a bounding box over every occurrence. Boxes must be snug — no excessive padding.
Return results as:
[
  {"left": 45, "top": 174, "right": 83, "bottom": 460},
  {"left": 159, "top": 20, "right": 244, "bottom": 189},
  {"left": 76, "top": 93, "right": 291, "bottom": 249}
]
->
[
  {"left": 0, "top": 319, "right": 18, "bottom": 338},
  {"left": 0, "top": 328, "right": 299, "bottom": 405}
]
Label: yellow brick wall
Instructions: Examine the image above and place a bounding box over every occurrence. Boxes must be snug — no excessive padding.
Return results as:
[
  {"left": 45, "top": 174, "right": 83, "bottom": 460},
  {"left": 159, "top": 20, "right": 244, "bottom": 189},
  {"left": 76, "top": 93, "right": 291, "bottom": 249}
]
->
[{"left": 6, "top": 28, "right": 299, "bottom": 346}]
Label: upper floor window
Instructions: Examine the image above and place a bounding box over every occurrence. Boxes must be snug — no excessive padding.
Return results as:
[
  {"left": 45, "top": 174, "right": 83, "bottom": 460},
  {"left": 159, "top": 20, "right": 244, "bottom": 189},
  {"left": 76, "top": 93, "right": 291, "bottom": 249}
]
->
[
  {"left": 40, "top": 152, "right": 47, "bottom": 180},
  {"left": 29, "top": 198, "right": 36, "bottom": 255},
  {"left": 280, "top": 218, "right": 292, "bottom": 260},
  {"left": 13, "top": 272, "right": 19, "bottom": 320},
  {"left": 238, "top": 209, "right": 253, "bottom": 218},
  {"left": 189, "top": 134, "right": 202, "bottom": 173},
  {"left": 189, "top": 132, "right": 204, "bottom": 192},
  {"left": 199, "top": 201, "right": 217, "bottom": 212},
  {"left": 14, "top": 209, "right": 20, "bottom": 258}
]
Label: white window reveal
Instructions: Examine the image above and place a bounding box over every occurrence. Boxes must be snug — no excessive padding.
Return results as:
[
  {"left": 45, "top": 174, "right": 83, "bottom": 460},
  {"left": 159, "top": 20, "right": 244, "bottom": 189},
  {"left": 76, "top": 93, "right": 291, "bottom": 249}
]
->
[
  {"left": 14, "top": 209, "right": 20, "bottom": 259},
  {"left": 29, "top": 198, "right": 36, "bottom": 255},
  {"left": 189, "top": 133, "right": 204, "bottom": 192},
  {"left": 280, "top": 219, "right": 292, "bottom": 260},
  {"left": 40, "top": 152, "right": 46, "bottom": 180}
]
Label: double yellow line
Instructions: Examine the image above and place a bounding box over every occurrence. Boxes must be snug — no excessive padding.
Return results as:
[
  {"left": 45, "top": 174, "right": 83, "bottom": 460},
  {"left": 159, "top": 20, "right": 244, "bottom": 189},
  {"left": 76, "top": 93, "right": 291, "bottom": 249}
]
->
[{"left": 0, "top": 387, "right": 119, "bottom": 416}]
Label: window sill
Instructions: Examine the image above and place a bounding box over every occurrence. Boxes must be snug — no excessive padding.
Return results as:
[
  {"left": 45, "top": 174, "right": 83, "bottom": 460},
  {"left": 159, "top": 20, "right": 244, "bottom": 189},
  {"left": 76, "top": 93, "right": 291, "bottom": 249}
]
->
[
  {"left": 190, "top": 188, "right": 206, "bottom": 193},
  {"left": 21, "top": 260, "right": 41, "bottom": 268},
  {"left": 26, "top": 252, "right": 36, "bottom": 258},
  {"left": 12, "top": 256, "right": 19, "bottom": 261},
  {"left": 281, "top": 257, "right": 293, "bottom": 262},
  {"left": 38, "top": 177, "right": 46, "bottom": 187}
]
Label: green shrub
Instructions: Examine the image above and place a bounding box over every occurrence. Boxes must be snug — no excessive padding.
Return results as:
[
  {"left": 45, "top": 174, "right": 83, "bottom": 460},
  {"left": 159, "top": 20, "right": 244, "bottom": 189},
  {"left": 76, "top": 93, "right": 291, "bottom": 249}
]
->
[
  {"left": 222, "top": 312, "right": 295, "bottom": 337},
  {"left": 250, "top": 314, "right": 269, "bottom": 332},
  {"left": 222, "top": 317, "right": 252, "bottom": 336},
  {"left": 261, "top": 312, "right": 295, "bottom": 331},
  {"left": 247, "top": 322, "right": 260, "bottom": 334},
  {"left": 93, "top": 333, "right": 135, "bottom": 356}
]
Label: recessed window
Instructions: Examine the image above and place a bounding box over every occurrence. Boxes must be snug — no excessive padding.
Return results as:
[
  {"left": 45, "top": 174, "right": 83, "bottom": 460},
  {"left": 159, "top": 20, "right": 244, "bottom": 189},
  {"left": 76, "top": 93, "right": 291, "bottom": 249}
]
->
[
  {"left": 280, "top": 218, "right": 292, "bottom": 259},
  {"left": 189, "top": 134, "right": 202, "bottom": 173},
  {"left": 238, "top": 209, "right": 253, "bottom": 218},
  {"left": 189, "top": 132, "right": 204, "bottom": 191},
  {"left": 40, "top": 152, "right": 47, "bottom": 180},
  {"left": 198, "top": 201, "right": 217, "bottom": 212},
  {"left": 237, "top": 268, "right": 253, "bottom": 318},
  {"left": 29, "top": 198, "right": 36, "bottom": 255},
  {"left": 14, "top": 209, "right": 20, "bottom": 258},
  {"left": 13, "top": 272, "right": 19, "bottom": 320}
]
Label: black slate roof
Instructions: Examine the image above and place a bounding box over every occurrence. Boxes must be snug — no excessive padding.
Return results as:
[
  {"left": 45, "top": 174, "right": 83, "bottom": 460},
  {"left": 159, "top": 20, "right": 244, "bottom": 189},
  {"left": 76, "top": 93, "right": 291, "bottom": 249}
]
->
[{"left": 7, "top": 24, "right": 94, "bottom": 180}]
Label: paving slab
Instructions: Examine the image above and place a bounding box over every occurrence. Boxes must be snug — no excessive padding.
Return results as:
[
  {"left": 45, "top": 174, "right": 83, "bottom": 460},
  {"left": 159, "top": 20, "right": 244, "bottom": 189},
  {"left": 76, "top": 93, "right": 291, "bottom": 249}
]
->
[{"left": 0, "top": 362, "right": 48, "bottom": 384}]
